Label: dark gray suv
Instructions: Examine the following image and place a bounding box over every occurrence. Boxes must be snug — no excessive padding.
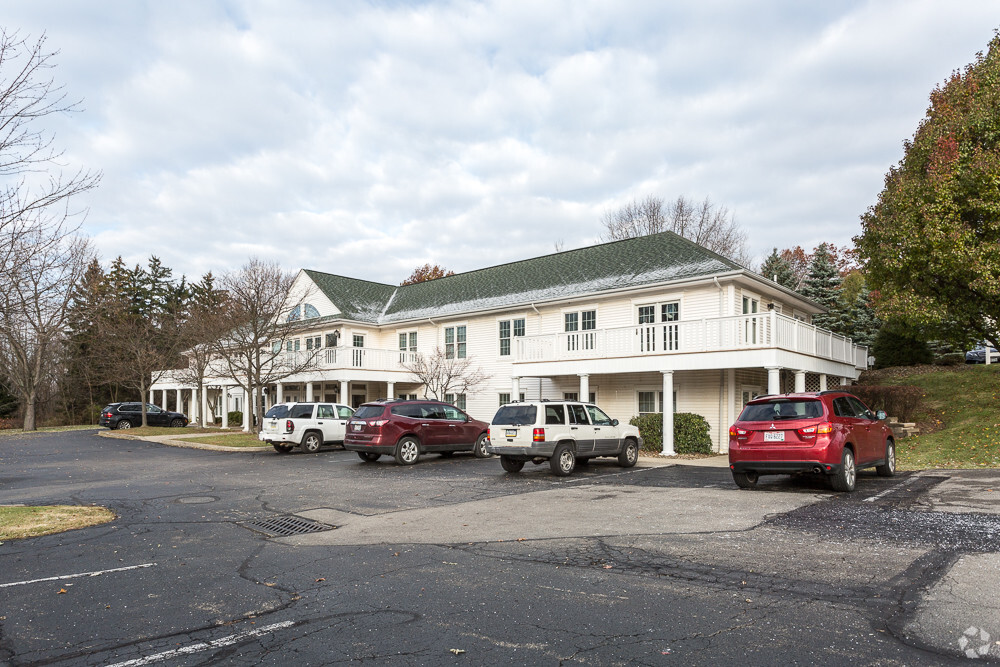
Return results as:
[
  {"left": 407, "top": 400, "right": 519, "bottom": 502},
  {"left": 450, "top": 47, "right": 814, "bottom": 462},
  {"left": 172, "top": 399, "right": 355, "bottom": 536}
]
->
[{"left": 99, "top": 403, "right": 189, "bottom": 430}]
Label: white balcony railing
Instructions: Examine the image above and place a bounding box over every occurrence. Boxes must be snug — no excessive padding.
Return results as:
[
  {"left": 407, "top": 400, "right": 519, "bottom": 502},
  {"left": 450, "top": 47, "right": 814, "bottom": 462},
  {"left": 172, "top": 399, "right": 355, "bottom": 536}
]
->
[
  {"left": 278, "top": 346, "right": 419, "bottom": 373},
  {"left": 515, "top": 312, "right": 866, "bottom": 367}
]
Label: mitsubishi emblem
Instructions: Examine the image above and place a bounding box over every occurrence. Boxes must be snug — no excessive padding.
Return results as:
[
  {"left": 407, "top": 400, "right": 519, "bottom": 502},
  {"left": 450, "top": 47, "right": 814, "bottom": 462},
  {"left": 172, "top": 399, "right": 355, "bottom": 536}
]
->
[{"left": 768, "top": 423, "right": 776, "bottom": 430}]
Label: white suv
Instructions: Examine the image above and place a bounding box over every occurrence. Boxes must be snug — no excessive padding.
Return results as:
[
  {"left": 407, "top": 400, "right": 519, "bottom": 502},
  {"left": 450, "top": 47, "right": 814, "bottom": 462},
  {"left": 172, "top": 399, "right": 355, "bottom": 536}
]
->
[
  {"left": 258, "top": 402, "right": 355, "bottom": 453},
  {"left": 487, "top": 401, "right": 643, "bottom": 476}
]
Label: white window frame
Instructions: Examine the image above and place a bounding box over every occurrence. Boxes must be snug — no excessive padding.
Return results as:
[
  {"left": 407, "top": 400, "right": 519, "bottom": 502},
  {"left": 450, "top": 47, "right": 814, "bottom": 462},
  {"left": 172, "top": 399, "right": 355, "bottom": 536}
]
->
[{"left": 444, "top": 324, "right": 468, "bottom": 359}]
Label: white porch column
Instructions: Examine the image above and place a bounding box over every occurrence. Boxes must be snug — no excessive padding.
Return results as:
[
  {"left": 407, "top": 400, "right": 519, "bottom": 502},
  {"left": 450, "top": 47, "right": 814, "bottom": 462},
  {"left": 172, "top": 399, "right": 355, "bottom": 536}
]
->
[
  {"left": 175, "top": 389, "right": 182, "bottom": 413},
  {"left": 221, "top": 386, "right": 229, "bottom": 428},
  {"left": 725, "top": 369, "right": 735, "bottom": 453},
  {"left": 149, "top": 389, "right": 154, "bottom": 404},
  {"left": 340, "top": 380, "right": 349, "bottom": 403},
  {"left": 766, "top": 367, "right": 782, "bottom": 395},
  {"left": 842, "top": 376, "right": 851, "bottom": 387},
  {"left": 661, "top": 371, "right": 675, "bottom": 456},
  {"left": 190, "top": 388, "right": 198, "bottom": 424},
  {"left": 819, "top": 374, "right": 828, "bottom": 391},
  {"left": 794, "top": 370, "right": 806, "bottom": 393},
  {"left": 161, "top": 391, "right": 168, "bottom": 411},
  {"left": 511, "top": 377, "right": 521, "bottom": 401},
  {"left": 305, "top": 382, "right": 314, "bottom": 402},
  {"left": 578, "top": 374, "right": 590, "bottom": 402},
  {"left": 387, "top": 382, "right": 395, "bottom": 400},
  {"left": 275, "top": 382, "right": 284, "bottom": 404}
]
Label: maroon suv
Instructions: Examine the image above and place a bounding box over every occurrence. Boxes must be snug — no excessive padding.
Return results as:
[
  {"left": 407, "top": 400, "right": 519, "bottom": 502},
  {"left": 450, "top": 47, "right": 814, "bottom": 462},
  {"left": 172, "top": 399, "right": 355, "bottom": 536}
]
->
[
  {"left": 728, "top": 391, "right": 895, "bottom": 492},
  {"left": 344, "top": 399, "right": 491, "bottom": 465}
]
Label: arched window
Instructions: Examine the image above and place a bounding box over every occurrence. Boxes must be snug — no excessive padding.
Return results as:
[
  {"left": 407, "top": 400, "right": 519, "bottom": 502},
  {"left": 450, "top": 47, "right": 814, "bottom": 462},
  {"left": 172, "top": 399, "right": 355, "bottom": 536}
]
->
[
  {"left": 286, "top": 305, "right": 301, "bottom": 322},
  {"left": 303, "top": 304, "right": 320, "bottom": 319},
  {"left": 286, "top": 303, "right": 319, "bottom": 322}
]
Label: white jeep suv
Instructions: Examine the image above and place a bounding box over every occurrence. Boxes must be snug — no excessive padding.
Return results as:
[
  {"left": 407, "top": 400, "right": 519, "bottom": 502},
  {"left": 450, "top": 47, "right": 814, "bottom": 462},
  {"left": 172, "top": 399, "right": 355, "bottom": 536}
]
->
[
  {"left": 258, "top": 402, "right": 355, "bottom": 453},
  {"left": 487, "top": 401, "right": 643, "bottom": 476}
]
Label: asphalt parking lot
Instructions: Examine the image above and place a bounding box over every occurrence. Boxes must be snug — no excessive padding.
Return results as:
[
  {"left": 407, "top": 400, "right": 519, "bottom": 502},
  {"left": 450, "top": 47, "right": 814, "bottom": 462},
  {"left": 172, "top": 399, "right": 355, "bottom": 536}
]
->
[{"left": 1, "top": 429, "right": 998, "bottom": 665}]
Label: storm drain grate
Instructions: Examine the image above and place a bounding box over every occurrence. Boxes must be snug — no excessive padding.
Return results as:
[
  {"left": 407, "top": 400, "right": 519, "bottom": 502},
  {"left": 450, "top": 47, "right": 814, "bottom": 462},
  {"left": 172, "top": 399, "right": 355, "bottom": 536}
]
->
[{"left": 242, "top": 516, "right": 334, "bottom": 537}]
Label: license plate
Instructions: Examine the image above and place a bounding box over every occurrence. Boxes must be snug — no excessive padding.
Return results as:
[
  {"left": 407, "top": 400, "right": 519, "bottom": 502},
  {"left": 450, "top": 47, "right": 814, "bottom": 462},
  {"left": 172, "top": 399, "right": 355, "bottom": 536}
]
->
[
  {"left": 763, "top": 431, "right": 785, "bottom": 442},
  {"left": 268, "top": 420, "right": 276, "bottom": 428},
  {"left": 505, "top": 429, "right": 517, "bottom": 437},
  {"left": 353, "top": 423, "right": 363, "bottom": 432}
]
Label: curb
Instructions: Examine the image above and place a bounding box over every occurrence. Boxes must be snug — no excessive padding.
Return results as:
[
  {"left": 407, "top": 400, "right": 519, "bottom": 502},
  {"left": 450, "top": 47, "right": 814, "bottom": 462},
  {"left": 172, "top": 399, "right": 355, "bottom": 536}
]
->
[{"left": 98, "top": 430, "right": 269, "bottom": 453}]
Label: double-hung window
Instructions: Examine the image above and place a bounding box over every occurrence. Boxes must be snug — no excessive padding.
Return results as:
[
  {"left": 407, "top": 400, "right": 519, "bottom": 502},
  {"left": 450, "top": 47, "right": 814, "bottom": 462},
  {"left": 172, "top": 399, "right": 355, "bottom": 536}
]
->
[
  {"left": 499, "top": 318, "right": 525, "bottom": 356},
  {"left": 637, "top": 301, "right": 680, "bottom": 352},
  {"left": 445, "top": 325, "right": 467, "bottom": 359},
  {"left": 444, "top": 393, "right": 467, "bottom": 410}
]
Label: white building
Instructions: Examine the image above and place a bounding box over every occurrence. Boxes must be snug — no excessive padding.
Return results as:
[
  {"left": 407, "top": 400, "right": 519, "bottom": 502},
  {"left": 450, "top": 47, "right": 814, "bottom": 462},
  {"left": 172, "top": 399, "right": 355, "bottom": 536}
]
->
[{"left": 151, "top": 231, "right": 867, "bottom": 453}]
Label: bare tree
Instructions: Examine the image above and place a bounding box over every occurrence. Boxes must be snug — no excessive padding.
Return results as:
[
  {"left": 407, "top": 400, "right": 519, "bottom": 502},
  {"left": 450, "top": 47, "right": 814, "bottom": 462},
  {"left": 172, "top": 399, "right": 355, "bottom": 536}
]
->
[
  {"left": 0, "top": 31, "right": 100, "bottom": 429},
  {"left": 401, "top": 347, "right": 488, "bottom": 400},
  {"left": 210, "top": 258, "right": 323, "bottom": 431},
  {"left": 600, "top": 195, "right": 752, "bottom": 266},
  {"left": 0, "top": 231, "right": 92, "bottom": 429},
  {"left": 98, "top": 302, "right": 187, "bottom": 427}
]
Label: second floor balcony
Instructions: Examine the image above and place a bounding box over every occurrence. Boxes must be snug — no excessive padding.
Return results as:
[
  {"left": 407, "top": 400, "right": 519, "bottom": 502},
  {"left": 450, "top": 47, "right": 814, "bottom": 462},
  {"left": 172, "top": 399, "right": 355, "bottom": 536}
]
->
[{"left": 515, "top": 312, "right": 868, "bottom": 370}]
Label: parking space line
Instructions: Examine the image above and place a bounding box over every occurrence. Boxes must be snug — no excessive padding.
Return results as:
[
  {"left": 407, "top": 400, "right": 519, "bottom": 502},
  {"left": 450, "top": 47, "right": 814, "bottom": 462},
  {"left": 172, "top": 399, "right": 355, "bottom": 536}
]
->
[
  {"left": 0, "top": 562, "right": 157, "bottom": 588},
  {"left": 105, "top": 621, "right": 295, "bottom": 667},
  {"left": 863, "top": 477, "right": 916, "bottom": 503}
]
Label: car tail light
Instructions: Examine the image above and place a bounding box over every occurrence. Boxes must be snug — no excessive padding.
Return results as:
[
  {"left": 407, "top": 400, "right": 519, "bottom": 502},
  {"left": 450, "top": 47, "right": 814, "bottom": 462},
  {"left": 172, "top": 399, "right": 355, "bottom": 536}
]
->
[
  {"left": 729, "top": 425, "right": 748, "bottom": 439},
  {"left": 285, "top": 419, "right": 294, "bottom": 432},
  {"left": 533, "top": 428, "right": 545, "bottom": 442},
  {"left": 370, "top": 419, "right": 388, "bottom": 427},
  {"left": 797, "top": 422, "right": 833, "bottom": 439}
]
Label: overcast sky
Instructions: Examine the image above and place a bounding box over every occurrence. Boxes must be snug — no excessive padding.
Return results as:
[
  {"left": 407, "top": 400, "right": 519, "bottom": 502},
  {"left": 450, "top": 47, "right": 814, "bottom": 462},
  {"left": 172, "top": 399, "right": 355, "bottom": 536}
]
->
[{"left": 6, "top": 1, "right": 998, "bottom": 284}]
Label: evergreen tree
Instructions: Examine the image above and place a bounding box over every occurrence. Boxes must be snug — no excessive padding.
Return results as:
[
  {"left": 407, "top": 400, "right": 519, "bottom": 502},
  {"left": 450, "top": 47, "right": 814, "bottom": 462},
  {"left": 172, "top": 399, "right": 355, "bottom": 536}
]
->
[
  {"left": 801, "top": 243, "right": 843, "bottom": 330},
  {"left": 759, "top": 248, "right": 798, "bottom": 290}
]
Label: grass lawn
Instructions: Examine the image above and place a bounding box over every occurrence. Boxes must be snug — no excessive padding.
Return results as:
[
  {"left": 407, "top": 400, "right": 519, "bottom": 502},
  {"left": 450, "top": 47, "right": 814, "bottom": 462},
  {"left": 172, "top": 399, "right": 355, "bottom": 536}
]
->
[
  {"left": 180, "top": 432, "right": 269, "bottom": 448},
  {"left": 0, "top": 505, "right": 115, "bottom": 540},
  {"left": 0, "top": 425, "right": 100, "bottom": 438},
  {"left": 876, "top": 365, "right": 1000, "bottom": 470}
]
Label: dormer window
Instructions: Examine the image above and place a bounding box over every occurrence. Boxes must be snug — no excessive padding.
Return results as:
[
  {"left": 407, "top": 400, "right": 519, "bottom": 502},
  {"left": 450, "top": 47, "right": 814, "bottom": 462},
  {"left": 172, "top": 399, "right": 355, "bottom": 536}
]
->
[{"left": 287, "top": 303, "right": 320, "bottom": 322}]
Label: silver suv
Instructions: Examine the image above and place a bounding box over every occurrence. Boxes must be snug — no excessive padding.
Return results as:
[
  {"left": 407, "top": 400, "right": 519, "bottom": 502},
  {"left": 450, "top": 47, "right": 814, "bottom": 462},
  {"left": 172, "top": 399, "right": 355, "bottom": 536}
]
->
[
  {"left": 258, "top": 402, "right": 355, "bottom": 454},
  {"left": 487, "top": 401, "right": 643, "bottom": 476}
]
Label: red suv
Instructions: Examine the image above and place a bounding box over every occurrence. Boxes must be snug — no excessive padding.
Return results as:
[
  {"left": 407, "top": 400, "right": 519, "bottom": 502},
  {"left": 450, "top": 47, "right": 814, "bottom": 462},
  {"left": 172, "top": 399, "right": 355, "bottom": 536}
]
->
[
  {"left": 728, "top": 392, "right": 895, "bottom": 492},
  {"left": 344, "top": 399, "right": 491, "bottom": 465}
]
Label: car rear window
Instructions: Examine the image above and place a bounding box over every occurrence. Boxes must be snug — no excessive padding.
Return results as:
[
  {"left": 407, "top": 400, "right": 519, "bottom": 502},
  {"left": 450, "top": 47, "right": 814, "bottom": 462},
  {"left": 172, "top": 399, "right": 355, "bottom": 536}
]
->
[
  {"left": 354, "top": 405, "right": 386, "bottom": 419},
  {"left": 264, "top": 405, "right": 289, "bottom": 419},
  {"left": 492, "top": 405, "right": 537, "bottom": 426},
  {"left": 739, "top": 399, "right": 823, "bottom": 421}
]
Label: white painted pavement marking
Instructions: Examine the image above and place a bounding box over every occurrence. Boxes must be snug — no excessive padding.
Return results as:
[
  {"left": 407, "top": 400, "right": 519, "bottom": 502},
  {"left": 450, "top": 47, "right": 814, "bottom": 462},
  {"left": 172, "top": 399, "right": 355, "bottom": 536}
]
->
[
  {"left": 104, "top": 621, "right": 295, "bottom": 667},
  {"left": 0, "top": 562, "right": 157, "bottom": 588},
  {"left": 863, "top": 477, "right": 917, "bottom": 503}
]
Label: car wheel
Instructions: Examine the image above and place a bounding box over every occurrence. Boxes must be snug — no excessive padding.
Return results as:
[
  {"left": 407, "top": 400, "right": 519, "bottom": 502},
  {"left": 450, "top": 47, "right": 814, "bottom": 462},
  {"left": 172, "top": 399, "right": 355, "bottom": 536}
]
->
[
  {"left": 876, "top": 439, "right": 896, "bottom": 477},
  {"left": 500, "top": 455, "right": 524, "bottom": 473},
  {"left": 831, "top": 449, "right": 857, "bottom": 492},
  {"left": 272, "top": 443, "right": 292, "bottom": 454},
  {"left": 618, "top": 439, "right": 639, "bottom": 468},
  {"left": 302, "top": 432, "right": 322, "bottom": 454},
  {"left": 549, "top": 443, "right": 576, "bottom": 476},
  {"left": 169, "top": 418, "right": 185, "bottom": 428},
  {"left": 116, "top": 420, "right": 132, "bottom": 430},
  {"left": 472, "top": 433, "right": 491, "bottom": 458},
  {"left": 394, "top": 436, "right": 420, "bottom": 465},
  {"left": 732, "top": 470, "right": 758, "bottom": 489},
  {"left": 357, "top": 451, "right": 380, "bottom": 462}
]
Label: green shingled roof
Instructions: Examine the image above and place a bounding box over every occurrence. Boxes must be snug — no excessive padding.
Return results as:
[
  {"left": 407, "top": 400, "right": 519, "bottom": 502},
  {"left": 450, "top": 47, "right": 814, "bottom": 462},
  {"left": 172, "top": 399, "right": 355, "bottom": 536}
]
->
[{"left": 306, "top": 231, "right": 745, "bottom": 324}]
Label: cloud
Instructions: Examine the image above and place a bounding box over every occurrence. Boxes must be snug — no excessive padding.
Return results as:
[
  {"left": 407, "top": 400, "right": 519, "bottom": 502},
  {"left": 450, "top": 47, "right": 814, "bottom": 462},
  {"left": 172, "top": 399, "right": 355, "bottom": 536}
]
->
[{"left": 5, "top": 0, "right": 999, "bottom": 281}]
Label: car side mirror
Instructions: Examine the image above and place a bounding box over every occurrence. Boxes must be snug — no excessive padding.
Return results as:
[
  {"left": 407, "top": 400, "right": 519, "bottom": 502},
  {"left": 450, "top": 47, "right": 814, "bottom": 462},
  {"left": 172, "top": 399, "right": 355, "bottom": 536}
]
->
[
  {"left": 875, "top": 410, "right": 887, "bottom": 420},
  {"left": 611, "top": 419, "right": 619, "bottom": 426}
]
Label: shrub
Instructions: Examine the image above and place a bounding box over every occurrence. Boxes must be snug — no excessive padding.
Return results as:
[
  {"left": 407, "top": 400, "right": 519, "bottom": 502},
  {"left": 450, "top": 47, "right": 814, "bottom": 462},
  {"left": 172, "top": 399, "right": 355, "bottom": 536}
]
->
[
  {"left": 628, "top": 412, "right": 713, "bottom": 455},
  {"left": 227, "top": 411, "right": 243, "bottom": 426},
  {"left": 933, "top": 352, "right": 965, "bottom": 366},
  {"left": 871, "top": 325, "right": 932, "bottom": 368},
  {"left": 835, "top": 384, "right": 922, "bottom": 422}
]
